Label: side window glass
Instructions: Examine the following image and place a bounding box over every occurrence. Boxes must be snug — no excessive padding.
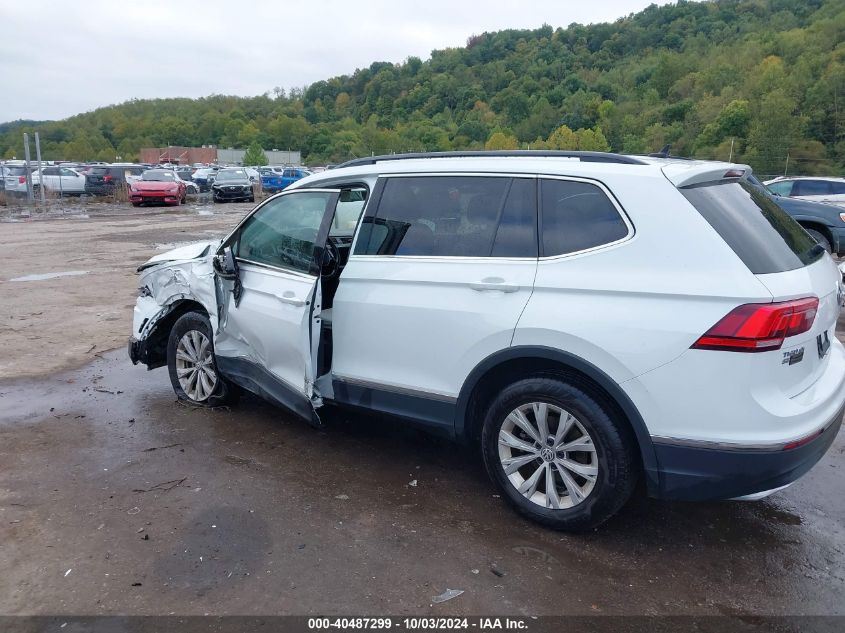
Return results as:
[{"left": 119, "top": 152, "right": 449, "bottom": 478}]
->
[
  {"left": 766, "top": 181, "right": 793, "bottom": 196},
  {"left": 332, "top": 188, "right": 367, "bottom": 236},
  {"left": 540, "top": 179, "right": 629, "bottom": 256},
  {"left": 356, "top": 176, "right": 527, "bottom": 257},
  {"left": 795, "top": 180, "right": 831, "bottom": 196},
  {"left": 492, "top": 178, "right": 537, "bottom": 257},
  {"left": 828, "top": 181, "right": 845, "bottom": 195},
  {"left": 235, "top": 192, "right": 333, "bottom": 274}
]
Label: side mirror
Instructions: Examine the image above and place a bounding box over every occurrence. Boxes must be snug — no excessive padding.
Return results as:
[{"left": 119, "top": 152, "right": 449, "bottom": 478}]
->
[{"left": 213, "top": 246, "right": 238, "bottom": 280}]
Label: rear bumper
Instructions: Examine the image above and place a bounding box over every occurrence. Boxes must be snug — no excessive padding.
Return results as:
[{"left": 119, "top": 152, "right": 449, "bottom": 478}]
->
[
  {"left": 85, "top": 184, "right": 115, "bottom": 195},
  {"left": 653, "top": 403, "right": 844, "bottom": 500}
]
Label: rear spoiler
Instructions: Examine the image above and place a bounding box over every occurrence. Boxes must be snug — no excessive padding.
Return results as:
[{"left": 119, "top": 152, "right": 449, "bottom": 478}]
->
[{"left": 661, "top": 162, "right": 753, "bottom": 188}]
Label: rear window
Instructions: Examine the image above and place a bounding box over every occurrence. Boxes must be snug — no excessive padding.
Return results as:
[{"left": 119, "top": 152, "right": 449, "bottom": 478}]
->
[
  {"left": 794, "top": 180, "right": 831, "bottom": 196},
  {"left": 680, "top": 180, "right": 823, "bottom": 274},
  {"left": 539, "top": 179, "right": 630, "bottom": 256},
  {"left": 91, "top": 167, "right": 108, "bottom": 175}
]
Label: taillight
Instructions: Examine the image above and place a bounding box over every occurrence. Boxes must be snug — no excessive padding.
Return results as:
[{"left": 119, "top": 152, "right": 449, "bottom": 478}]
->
[
  {"left": 692, "top": 298, "right": 819, "bottom": 352},
  {"left": 103, "top": 174, "right": 113, "bottom": 182},
  {"left": 18, "top": 176, "right": 26, "bottom": 183}
]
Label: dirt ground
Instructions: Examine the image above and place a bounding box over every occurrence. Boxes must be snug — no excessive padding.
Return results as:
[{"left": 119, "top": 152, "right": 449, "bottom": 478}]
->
[
  {"left": 0, "top": 199, "right": 253, "bottom": 379},
  {"left": 1, "top": 203, "right": 844, "bottom": 619}
]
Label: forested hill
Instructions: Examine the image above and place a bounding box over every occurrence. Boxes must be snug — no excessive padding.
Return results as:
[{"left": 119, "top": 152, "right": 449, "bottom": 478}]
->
[{"left": 2, "top": 0, "right": 843, "bottom": 174}]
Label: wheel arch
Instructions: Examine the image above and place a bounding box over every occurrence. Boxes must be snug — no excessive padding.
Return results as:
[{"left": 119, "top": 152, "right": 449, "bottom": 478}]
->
[
  {"left": 455, "top": 346, "right": 659, "bottom": 495},
  {"left": 795, "top": 219, "right": 835, "bottom": 247},
  {"left": 135, "top": 299, "right": 210, "bottom": 370}
]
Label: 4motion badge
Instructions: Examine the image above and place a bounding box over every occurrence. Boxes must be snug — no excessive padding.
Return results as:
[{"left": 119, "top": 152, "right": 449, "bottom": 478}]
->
[{"left": 782, "top": 347, "right": 805, "bottom": 366}]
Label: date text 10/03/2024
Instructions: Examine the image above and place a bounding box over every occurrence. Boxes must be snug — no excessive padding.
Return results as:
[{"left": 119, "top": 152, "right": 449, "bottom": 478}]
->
[{"left": 307, "top": 617, "right": 529, "bottom": 630}]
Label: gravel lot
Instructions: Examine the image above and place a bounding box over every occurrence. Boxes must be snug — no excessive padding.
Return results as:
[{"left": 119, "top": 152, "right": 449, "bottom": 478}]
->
[{"left": 1, "top": 203, "right": 843, "bottom": 617}]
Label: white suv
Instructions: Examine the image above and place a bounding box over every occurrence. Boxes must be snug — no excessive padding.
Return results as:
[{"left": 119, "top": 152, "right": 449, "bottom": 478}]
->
[{"left": 128, "top": 151, "right": 845, "bottom": 530}]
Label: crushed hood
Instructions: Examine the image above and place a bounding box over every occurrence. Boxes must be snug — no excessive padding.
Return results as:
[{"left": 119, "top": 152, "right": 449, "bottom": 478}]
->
[{"left": 137, "top": 240, "right": 219, "bottom": 272}]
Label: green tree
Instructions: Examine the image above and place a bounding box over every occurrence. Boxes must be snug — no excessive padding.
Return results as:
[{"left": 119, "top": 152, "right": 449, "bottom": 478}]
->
[
  {"left": 485, "top": 131, "right": 519, "bottom": 150},
  {"left": 241, "top": 141, "right": 268, "bottom": 166}
]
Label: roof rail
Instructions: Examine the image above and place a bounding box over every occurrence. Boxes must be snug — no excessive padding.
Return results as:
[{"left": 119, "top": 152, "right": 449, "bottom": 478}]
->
[{"left": 334, "top": 150, "right": 647, "bottom": 169}]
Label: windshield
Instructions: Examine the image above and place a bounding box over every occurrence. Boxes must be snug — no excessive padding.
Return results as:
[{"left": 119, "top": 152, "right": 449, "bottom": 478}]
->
[
  {"left": 217, "top": 169, "right": 247, "bottom": 181},
  {"left": 141, "top": 170, "right": 177, "bottom": 182}
]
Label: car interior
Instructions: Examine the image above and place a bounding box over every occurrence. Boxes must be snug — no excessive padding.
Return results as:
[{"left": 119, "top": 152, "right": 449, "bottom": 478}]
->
[{"left": 316, "top": 185, "right": 368, "bottom": 376}]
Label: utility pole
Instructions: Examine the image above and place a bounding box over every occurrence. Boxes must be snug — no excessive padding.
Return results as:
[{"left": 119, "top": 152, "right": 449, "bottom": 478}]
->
[
  {"left": 784, "top": 152, "right": 790, "bottom": 176},
  {"left": 23, "top": 133, "right": 33, "bottom": 203},
  {"left": 34, "top": 132, "right": 46, "bottom": 205},
  {"left": 728, "top": 137, "right": 734, "bottom": 163}
]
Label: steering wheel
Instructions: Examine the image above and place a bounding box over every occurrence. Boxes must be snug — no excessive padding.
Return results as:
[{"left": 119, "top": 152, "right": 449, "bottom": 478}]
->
[{"left": 321, "top": 240, "right": 340, "bottom": 278}]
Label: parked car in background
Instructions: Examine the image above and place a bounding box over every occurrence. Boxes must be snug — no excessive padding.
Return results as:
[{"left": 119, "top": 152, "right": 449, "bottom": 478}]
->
[
  {"left": 129, "top": 151, "right": 844, "bottom": 531},
  {"left": 33, "top": 166, "right": 86, "bottom": 195},
  {"left": 212, "top": 168, "right": 255, "bottom": 202},
  {"left": 260, "top": 166, "right": 311, "bottom": 193},
  {"left": 747, "top": 175, "right": 845, "bottom": 255},
  {"left": 178, "top": 175, "right": 199, "bottom": 195},
  {"left": 764, "top": 176, "right": 845, "bottom": 209},
  {"left": 1, "top": 165, "right": 30, "bottom": 197},
  {"left": 192, "top": 167, "right": 218, "bottom": 192},
  {"left": 128, "top": 169, "right": 187, "bottom": 206},
  {"left": 85, "top": 164, "right": 146, "bottom": 195}
]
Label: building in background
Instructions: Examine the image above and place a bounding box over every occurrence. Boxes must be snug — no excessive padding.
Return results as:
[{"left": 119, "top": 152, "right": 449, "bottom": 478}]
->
[{"left": 139, "top": 146, "right": 301, "bottom": 166}]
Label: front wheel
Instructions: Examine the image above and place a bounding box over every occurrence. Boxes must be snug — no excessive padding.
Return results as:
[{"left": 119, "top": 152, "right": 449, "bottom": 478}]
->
[
  {"left": 481, "top": 376, "right": 638, "bottom": 531},
  {"left": 167, "top": 312, "right": 237, "bottom": 407}
]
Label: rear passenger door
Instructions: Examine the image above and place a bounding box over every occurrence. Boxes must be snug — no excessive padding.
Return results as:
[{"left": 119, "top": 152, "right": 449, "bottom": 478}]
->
[
  {"left": 793, "top": 180, "right": 834, "bottom": 204},
  {"left": 330, "top": 174, "right": 538, "bottom": 427}
]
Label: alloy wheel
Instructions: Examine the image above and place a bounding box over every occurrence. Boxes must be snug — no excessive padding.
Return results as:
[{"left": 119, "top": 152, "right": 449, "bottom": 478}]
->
[
  {"left": 498, "top": 402, "right": 598, "bottom": 509},
  {"left": 175, "top": 329, "right": 217, "bottom": 402}
]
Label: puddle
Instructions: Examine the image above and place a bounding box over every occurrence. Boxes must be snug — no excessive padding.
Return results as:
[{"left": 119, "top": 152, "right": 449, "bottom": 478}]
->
[{"left": 8, "top": 270, "right": 89, "bottom": 282}]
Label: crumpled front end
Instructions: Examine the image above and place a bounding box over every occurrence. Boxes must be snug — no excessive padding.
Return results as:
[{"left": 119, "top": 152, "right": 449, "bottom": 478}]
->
[{"left": 129, "top": 242, "right": 220, "bottom": 369}]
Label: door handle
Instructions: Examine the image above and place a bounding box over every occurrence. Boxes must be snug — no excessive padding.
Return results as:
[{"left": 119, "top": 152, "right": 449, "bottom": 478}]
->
[
  {"left": 278, "top": 291, "right": 306, "bottom": 306},
  {"left": 469, "top": 278, "right": 520, "bottom": 293}
]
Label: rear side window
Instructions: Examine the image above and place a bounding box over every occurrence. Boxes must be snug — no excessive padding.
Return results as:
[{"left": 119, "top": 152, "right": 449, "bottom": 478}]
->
[
  {"left": 540, "top": 179, "right": 629, "bottom": 256},
  {"left": 830, "top": 181, "right": 845, "bottom": 194},
  {"left": 680, "top": 180, "right": 822, "bottom": 274},
  {"left": 355, "top": 176, "right": 537, "bottom": 258},
  {"left": 794, "top": 180, "right": 831, "bottom": 196}
]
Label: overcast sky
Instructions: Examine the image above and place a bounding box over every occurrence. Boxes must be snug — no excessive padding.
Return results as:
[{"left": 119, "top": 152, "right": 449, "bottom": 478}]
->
[{"left": 0, "top": 0, "right": 673, "bottom": 123}]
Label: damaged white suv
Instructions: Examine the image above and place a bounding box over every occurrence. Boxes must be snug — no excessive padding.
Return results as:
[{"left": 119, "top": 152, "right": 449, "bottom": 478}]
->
[{"left": 129, "top": 151, "right": 845, "bottom": 530}]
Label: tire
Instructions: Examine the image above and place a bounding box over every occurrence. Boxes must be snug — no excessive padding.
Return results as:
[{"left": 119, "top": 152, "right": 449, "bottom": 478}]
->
[
  {"left": 131, "top": 202, "right": 141, "bottom": 207},
  {"left": 805, "top": 228, "right": 832, "bottom": 253},
  {"left": 167, "top": 312, "right": 237, "bottom": 407},
  {"left": 481, "top": 376, "right": 638, "bottom": 531},
  {"left": 180, "top": 194, "right": 186, "bottom": 205},
  {"left": 249, "top": 195, "right": 255, "bottom": 203}
]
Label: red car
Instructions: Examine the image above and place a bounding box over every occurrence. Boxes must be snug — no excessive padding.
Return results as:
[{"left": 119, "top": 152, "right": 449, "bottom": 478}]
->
[{"left": 129, "top": 169, "right": 187, "bottom": 206}]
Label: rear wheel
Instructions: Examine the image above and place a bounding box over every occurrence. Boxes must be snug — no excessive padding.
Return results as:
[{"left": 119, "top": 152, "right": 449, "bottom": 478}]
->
[
  {"left": 805, "top": 228, "right": 832, "bottom": 253},
  {"left": 167, "top": 312, "right": 237, "bottom": 407},
  {"left": 481, "top": 376, "right": 638, "bottom": 531}
]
